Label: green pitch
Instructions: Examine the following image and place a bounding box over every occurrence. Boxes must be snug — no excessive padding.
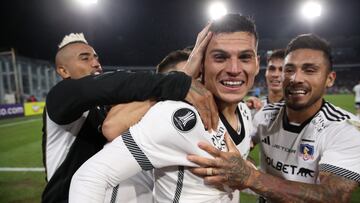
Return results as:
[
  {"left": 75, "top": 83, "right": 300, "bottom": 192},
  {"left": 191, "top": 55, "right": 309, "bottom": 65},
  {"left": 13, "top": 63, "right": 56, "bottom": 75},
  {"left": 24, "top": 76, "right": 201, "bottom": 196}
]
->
[{"left": 0, "top": 94, "right": 358, "bottom": 203}]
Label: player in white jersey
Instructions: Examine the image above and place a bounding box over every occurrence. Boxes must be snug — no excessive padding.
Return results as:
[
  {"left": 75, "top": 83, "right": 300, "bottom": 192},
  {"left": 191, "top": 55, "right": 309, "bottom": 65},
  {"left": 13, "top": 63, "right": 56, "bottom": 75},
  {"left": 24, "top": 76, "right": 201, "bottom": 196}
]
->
[
  {"left": 353, "top": 80, "right": 360, "bottom": 119},
  {"left": 188, "top": 34, "right": 360, "bottom": 202},
  {"left": 246, "top": 49, "right": 285, "bottom": 117},
  {"left": 69, "top": 14, "right": 260, "bottom": 202}
]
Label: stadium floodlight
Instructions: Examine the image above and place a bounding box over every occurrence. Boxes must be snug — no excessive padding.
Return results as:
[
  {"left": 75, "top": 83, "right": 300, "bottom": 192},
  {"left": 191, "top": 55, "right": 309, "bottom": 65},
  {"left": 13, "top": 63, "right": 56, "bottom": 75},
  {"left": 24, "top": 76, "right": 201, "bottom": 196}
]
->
[
  {"left": 208, "top": 2, "right": 227, "bottom": 20},
  {"left": 75, "top": 0, "right": 98, "bottom": 6},
  {"left": 301, "top": 1, "right": 322, "bottom": 20}
]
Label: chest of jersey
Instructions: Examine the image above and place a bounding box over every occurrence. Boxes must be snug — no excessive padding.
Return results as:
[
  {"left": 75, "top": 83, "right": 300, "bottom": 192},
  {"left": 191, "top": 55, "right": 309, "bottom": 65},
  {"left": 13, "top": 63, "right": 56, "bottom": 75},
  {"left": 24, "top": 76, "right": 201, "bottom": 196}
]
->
[{"left": 259, "top": 120, "right": 323, "bottom": 184}]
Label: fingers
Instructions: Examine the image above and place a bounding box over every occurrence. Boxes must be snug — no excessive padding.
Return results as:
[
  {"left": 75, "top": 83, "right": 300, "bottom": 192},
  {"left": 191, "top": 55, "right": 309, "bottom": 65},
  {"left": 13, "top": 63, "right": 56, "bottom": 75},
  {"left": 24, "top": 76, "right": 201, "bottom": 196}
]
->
[
  {"left": 187, "top": 154, "right": 218, "bottom": 168},
  {"left": 224, "top": 133, "right": 238, "bottom": 153},
  {"left": 197, "top": 141, "right": 222, "bottom": 158},
  {"left": 197, "top": 31, "right": 213, "bottom": 53},
  {"left": 183, "top": 23, "right": 213, "bottom": 78},
  {"left": 185, "top": 80, "right": 218, "bottom": 132},
  {"left": 195, "top": 22, "right": 212, "bottom": 45},
  {"left": 203, "top": 175, "right": 228, "bottom": 186}
]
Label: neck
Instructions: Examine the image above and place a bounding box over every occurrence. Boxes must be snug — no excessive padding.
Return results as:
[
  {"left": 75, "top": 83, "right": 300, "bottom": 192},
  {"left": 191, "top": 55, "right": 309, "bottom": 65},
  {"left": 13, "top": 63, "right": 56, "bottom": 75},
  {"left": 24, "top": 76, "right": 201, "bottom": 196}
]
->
[
  {"left": 268, "top": 90, "right": 283, "bottom": 103},
  {"left": 286, "top": 99, "right": 323, "bottom": 124},
  {"left": 218, "top": 101, "right": 238, "bottom": 130}
]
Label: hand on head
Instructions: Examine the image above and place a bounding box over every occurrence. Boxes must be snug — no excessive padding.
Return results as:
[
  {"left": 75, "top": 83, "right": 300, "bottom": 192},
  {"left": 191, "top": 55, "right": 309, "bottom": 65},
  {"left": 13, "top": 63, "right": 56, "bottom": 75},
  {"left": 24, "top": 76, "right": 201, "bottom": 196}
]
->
[{"left": 182, "top": 23, "right": 213, "bottom": 78}]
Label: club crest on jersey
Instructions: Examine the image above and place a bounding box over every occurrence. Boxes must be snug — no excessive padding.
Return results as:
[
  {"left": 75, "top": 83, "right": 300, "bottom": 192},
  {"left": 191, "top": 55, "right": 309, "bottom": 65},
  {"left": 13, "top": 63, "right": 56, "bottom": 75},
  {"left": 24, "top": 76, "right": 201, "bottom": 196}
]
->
[
  {"left": 299, "top": 144, "right": 314, "bottom": 161},
  {"left": 172, "top": 108, "right": 197, "bottom": 132}
]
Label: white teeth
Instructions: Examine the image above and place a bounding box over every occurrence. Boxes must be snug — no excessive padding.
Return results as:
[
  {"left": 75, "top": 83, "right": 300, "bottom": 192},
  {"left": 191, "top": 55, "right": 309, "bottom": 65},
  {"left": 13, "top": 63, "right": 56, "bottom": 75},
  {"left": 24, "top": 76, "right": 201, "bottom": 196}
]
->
[
  {"left": 270, "top": 80, "right": 281, "bottom": 84},
  {"left": 94, "top": 72, "right": 100, "bottom": 75},
  {"left": 222, "top": 81, "right": 244, "bottom": 86},
  {"left": 290, "top": 90, "right": 306, "bottom": 94}
]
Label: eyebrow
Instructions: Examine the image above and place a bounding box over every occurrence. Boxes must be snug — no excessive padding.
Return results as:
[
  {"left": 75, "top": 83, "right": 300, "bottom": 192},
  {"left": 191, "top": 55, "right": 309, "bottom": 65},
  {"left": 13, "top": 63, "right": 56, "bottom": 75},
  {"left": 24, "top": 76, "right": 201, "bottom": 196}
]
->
[
  {"left": 302, "top": 63, "right": 318, "bottom": 68},
  {"left": 284, "top": 63, "right": 295, "bottom": 68},
  {"left": 209, "top": 49, "right": 256, "bottom": 55},
  {"left": 78, "top": 52, "right": 98, "bottom": 58}
]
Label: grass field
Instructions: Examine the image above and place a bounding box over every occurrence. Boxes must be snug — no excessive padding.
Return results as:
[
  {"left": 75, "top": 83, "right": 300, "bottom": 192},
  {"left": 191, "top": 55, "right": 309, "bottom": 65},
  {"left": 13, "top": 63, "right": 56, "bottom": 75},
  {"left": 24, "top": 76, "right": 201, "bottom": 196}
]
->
[{"left": 0, "top": 94, "right": 359, "bottom": 203}]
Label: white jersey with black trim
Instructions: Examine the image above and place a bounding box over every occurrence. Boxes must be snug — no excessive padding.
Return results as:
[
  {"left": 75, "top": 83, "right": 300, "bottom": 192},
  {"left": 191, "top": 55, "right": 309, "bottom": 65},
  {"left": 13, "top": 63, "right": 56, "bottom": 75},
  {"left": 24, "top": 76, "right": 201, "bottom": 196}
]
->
[
  {"left": 252, "top": 101, "right": 360, "bottom": 186},
  {"left": 354, "top": 84, "right": 360, "bottom": 103},
  {"left": 70, "top": 100, "right": 253, "bottom": 203}
]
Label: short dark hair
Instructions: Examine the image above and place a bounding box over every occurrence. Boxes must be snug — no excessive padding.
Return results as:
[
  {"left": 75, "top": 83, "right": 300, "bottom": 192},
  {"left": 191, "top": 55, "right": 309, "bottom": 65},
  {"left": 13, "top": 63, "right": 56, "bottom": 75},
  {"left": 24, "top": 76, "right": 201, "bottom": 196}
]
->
[
  {"left": 209, "top": 14, "right": 258, "bottom": 44},
  {"left": 285, "top": 34, "right": 333, "bottom": 70},
  {"left": 156, "top": 49, "right": 190, "bottom": 73},
  {"left": 267, "top": 49, "right": 285, "bottom": 63}
]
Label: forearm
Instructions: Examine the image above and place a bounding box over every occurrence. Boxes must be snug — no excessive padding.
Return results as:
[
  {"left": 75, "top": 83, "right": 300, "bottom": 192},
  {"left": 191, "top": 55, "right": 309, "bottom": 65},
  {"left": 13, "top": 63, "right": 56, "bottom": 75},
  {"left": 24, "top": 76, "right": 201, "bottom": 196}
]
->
[
  {"left": 47, "top": 71, "right": 190, "bottom": 124},
  {"left": 69, "top": 136, "right": 142, "bottom": 202},
  {"left": 102, "top": 101, "right": 155, "bottom": 141},
  {"left": 248, "top": 170, "right": 354, "bottom": 203}
]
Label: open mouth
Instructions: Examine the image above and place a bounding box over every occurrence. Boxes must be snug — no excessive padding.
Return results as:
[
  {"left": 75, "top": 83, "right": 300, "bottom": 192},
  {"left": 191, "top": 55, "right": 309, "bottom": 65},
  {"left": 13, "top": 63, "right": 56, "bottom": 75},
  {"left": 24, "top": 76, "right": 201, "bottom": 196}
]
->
[
  {"left": 220, "top": 80, "right": 245, "bottom": 87},
  {"left": 270, "top": 80, "right": 281, "bottom": 85},
  {"left": 287, "top": 89, "right": 308, "bottom": 96},
  {"left": 92, "top": 70, "right": 102, "bottom": 76}
]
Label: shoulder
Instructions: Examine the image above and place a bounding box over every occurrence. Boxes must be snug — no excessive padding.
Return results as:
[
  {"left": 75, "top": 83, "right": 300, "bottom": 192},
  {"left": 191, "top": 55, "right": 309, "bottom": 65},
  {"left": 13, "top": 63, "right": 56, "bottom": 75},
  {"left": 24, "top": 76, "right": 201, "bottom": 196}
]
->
[
  {"left": 135, "top": 100, "right": 201, "bottom": 134},
  {"left": 238, "top": 101, "right": 252, "bottom": 121},
  {"left": 147, "top": 101, "right": 197, "bottom": 119},
  {"left": 318, "top": 101, "right": 355, "bottom": 123},
  {"left": 315, "top": 102, "right": 360, "bottom": 139},
  {"left": 254, "top": 101, "right": 284, "bottom": 124}
]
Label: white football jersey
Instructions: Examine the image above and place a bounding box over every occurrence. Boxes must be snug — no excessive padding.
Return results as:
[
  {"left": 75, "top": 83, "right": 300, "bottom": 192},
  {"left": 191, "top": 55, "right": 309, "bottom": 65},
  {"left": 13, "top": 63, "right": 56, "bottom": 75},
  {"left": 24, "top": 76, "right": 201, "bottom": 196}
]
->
[
  {"left": 252, "top": 101, "right": 360, "bottom": 186},
  {"left": 70, "top": 101, "right": 253, "bottom": 203},
  {"left": 353, "top": 84, "right": 360, "bottom": 103}
]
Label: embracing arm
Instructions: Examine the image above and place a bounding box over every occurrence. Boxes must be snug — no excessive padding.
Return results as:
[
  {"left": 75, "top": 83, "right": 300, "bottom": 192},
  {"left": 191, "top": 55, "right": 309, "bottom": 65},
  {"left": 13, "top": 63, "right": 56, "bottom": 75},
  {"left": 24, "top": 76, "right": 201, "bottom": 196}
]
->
[
  {"left": 188, "top": 135, "right": 358, "bottom": 203},
  {"left": 47, "top": 71, "right": 218, "bottom": 130},
  {"left": 239, "top": 163, "right": 357, "bottom": 202},
  {"left": 46, "top": 71, "right": 191, "bottom": 124},
  {"left": 102, "top": 100, "right": 156, "bottom": 141}
]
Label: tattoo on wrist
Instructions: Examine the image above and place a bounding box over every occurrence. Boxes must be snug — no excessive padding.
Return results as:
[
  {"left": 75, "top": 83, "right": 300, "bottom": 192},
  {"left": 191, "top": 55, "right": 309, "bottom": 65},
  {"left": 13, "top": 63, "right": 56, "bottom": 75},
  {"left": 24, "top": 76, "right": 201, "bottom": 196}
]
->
[{"left": 228, "top": 155, "right": 251, "bottom": 186}]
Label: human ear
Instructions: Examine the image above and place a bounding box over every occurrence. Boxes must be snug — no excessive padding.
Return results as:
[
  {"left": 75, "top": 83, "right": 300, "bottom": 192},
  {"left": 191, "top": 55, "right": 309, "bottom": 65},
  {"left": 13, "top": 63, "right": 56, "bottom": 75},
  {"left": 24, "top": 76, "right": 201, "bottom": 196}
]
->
[
  {"left": 56, "top": 66, "right": 71, "bottom": 79},
  {"left": 326, "top": 71, "right": 336, "bottom": 88}
]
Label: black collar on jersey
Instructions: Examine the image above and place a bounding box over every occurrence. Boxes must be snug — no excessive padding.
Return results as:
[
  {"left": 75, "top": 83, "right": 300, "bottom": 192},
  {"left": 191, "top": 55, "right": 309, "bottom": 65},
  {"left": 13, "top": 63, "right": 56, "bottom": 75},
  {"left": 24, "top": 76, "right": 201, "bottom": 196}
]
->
[
  {"left": 219, "top": 107, "right": 245, "bottom": 145},
  {"left": 266, "top": 96, "right": 285, "bottom": 104},
  {"left": 282, "top": 100, "right": 325, "bottom": 133}
]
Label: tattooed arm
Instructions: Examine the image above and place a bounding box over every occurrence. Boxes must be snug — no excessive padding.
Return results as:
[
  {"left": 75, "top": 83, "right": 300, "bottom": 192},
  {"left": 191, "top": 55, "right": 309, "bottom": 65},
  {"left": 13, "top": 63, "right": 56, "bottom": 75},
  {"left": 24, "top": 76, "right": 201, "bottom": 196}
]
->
[
  {"left": 188, "top": 135, "right": 358, "bottom": 203},
  {"left": 247, "top": 168, "right": 357, "bottom": 202}
]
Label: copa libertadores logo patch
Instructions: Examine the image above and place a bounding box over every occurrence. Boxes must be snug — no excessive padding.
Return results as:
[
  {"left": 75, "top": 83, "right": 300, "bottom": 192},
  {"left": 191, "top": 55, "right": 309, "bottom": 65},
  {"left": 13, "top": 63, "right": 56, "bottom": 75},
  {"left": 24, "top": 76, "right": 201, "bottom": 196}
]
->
[{"left": 172, "top": 108, "right": 197, "bottom": 132}]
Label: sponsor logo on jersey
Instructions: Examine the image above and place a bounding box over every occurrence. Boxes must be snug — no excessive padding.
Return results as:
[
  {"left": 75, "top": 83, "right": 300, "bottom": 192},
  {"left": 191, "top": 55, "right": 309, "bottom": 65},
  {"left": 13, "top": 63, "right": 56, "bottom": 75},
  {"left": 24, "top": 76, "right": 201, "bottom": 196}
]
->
[
  {"left": 265, "top": 154, "right": 314, "bottom": 178},
  {"left": 299, "top": 144, "right": 314, "bottom": 161},
  {"left": 262, "top": 139, "right": 295, "bottom": 154},
  {"left": 172, "top": 108, "right": 197, "bottom": 132},
  {"left": 211, "top": 126, "right": 226, "bottom": 150}
]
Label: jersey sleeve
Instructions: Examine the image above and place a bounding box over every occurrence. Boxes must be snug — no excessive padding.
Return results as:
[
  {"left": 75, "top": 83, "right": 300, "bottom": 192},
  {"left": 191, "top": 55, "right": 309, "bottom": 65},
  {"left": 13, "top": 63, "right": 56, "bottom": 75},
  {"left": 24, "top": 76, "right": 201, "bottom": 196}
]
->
[
  {"left": 318, "top": 122, "right": 360, "bottom": 183},
  {"left": 69, "top": 101, "right": 214, "bottom": 202},
  {"left": 69, "top": 137, "right": 143, "bottom": 202},
  {"left": 47, "top": 71, "right": 191, "bottom": 125},
  {"left": 127, "top": 101, "right": 215, "bottom": 168}
]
